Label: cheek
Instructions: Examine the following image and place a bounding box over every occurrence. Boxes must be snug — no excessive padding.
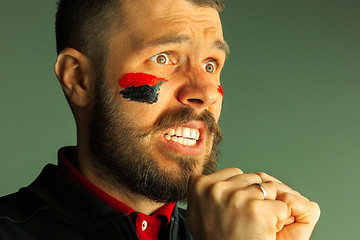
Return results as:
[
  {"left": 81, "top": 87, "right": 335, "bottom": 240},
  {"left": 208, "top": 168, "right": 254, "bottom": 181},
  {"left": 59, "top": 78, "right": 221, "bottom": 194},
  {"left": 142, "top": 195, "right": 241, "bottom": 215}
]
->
[{"left": 119, "top": 73, "right": 166, "bottom": 104}]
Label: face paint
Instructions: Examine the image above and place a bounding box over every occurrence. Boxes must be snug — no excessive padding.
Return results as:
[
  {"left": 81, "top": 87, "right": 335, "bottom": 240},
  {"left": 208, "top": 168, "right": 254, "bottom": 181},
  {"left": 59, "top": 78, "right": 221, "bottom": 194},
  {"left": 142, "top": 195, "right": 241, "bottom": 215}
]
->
[
  {"left": 217, "top": 85, "right": 224, "bottom": 98},
  {"left": 119, "top": 73, "right": 166, "bottom": 104}
]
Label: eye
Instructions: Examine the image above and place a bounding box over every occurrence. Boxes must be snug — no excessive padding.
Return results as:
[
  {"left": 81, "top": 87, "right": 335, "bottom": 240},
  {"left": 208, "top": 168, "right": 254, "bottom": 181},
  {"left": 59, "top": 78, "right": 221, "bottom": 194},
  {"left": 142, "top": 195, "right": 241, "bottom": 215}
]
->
[
  {"left": 203, "top": 62, "right": 216, "bottom": 73},
  {"left": 150, "top": 53, "right": 173, "bottom": 65}
]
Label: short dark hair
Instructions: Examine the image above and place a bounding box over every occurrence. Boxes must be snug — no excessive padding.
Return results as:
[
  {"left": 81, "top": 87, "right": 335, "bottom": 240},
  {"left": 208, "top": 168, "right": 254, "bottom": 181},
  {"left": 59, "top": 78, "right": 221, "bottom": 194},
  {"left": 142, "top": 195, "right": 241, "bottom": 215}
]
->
[
  {"left": 188, "top": 0, "right": 224, "bottom": 12},
  {"left": 56, "top": 0, "right": 123, "bottom": 70},
  {"left": 55, "top": 0, "right": 224, "bottom": 67}
]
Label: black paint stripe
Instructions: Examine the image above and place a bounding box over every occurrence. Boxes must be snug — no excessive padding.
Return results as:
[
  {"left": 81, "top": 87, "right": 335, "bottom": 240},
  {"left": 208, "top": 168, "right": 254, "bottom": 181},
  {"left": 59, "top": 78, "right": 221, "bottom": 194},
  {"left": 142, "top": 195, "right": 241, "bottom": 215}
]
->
[{"left": 120, "top": 81, "right": 163, "bottom": 104}]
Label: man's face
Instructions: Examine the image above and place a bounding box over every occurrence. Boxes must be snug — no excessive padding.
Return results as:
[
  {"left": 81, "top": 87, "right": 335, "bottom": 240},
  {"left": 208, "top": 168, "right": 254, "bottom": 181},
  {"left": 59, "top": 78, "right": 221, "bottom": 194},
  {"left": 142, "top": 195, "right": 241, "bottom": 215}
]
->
[{"left": 88, "top": 0, "right": 227, "bottom": 202}]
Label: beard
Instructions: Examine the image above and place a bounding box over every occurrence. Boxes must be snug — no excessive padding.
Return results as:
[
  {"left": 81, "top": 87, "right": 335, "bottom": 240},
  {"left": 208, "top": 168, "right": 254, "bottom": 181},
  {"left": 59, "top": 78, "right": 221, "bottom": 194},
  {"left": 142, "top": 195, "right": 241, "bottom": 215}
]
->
[{"left": 88, "top": 77, "right": 222, "bottom": 203}]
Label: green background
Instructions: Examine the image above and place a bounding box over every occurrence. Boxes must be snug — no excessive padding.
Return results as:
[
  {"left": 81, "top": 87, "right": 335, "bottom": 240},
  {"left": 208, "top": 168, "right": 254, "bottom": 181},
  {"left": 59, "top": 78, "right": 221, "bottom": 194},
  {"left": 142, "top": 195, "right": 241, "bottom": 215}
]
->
[{"left": 1, "top": 0, "right": 359, "bottom": 239}]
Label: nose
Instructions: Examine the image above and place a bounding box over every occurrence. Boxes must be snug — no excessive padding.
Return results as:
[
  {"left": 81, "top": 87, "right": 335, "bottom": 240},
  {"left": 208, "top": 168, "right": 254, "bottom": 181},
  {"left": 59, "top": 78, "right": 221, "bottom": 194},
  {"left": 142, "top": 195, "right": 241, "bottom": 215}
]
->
[{"left": 177, "top": 70, "right": 221, "bottom": 113}]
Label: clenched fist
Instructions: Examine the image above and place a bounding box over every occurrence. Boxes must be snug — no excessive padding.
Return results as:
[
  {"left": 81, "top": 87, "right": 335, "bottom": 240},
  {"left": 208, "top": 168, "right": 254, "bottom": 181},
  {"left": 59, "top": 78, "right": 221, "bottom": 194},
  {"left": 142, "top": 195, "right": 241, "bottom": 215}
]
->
[{"left": 186, "top": 168, "right": 320, "bottom": 240}]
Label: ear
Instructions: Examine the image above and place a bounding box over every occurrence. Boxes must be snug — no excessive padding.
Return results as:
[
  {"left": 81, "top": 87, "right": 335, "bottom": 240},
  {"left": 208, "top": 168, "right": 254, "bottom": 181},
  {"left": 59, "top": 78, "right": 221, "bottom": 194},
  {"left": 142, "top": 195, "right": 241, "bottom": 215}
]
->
[{"left": 54, "top": 48, "right": 95, "bottom": 108}]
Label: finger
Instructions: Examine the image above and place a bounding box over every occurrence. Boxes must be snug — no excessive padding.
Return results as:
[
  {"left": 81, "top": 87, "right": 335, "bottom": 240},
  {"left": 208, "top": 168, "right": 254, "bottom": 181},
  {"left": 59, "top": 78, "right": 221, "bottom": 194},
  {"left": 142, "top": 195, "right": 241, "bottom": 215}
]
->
[
  {"left": 256, "top": 172, "right": 283, "bottom": 183},
  {"left": 225, "top": 173, "right": 262, "bottom": 189},
  {"left": 238, "top": 181, "right": 299, "bottom": 202},
  {"left": 225, "top": 182, "right": 278, "bottom": 203},
  {"left": 278, "top": 193, "right": 321, "bottom": 227},
  {"left": 197, "top": 173, "right": 263, "bottom": 203},
  {"left": 195, "top": 176, "right": 278, "bottom": 208},
  {"left": 285, "top": 215, "right": 295, "bottom": 225},
  {"left": 249, "top": 182, "right": 278, "bottom": 200},
  {"left": 276, "top": 193, "right": 321, "bottom": 240},
  {"left": 268, "top": 181, "right": 302, "bottom": 198},
  {"left": 212, "top": 174, "right": 272, "bottom": 203},
  {"left": 188, "top": 168, "right": 244, "bottom": 200},
  {"left": 240, "top": 181, "right": 287, "bottom": 201},
  {"left": 190, "top": 168, "right": 244, "bottom": 185},
  {"left": 257, "top": 172, "right": 302, "bottom": 198},
  {"left": 209, "top": 167, "right": 244, "bottom": 181}
]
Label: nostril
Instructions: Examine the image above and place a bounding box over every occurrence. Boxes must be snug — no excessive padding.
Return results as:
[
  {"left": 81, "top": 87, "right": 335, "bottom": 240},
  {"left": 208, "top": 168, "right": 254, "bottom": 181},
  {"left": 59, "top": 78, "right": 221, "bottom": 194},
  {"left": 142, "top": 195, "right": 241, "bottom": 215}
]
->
[{"left": 188, "top": 98, "right": 204, "bottom": 104}]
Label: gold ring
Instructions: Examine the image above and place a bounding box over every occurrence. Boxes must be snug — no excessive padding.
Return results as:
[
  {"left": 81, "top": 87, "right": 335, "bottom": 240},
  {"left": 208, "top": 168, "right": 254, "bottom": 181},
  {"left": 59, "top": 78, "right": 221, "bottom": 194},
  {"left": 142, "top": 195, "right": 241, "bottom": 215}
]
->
[{"left": 254, "top": 183, "right": 267, "bottom": 200}]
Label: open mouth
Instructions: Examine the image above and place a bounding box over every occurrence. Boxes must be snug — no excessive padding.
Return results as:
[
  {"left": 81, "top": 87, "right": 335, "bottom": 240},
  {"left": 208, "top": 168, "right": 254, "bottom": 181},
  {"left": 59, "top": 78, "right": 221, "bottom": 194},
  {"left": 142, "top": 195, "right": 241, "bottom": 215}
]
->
[
  {"left": 163, "top": 126, "right": 200, "bottom": 146},
  {"left": 158, "top": 121, "right": 207, "bottom": 156}
]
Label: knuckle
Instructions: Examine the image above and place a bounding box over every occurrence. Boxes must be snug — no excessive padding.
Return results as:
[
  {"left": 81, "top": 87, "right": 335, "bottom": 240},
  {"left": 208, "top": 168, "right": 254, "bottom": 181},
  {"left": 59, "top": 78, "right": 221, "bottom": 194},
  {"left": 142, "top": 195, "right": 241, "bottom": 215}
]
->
[
  {"left": 264, "top": 180, "right": 276, "bottom": 185},
  {"left": 264, "top": 180, "right": 278, "bottom": 188},
  {"left": 244, "top": 173, "right": 262, "bottom": 182},
  {"left": 229, "top": 167, "right": 244, "bottom": 175},
  {"left": 246, "top": 200, "right": 264, "bottom": 218},
  {"left": 190, "top": 175, "right": 207, "bottom": 194},
  {"left": 278, "top": 192, "right": 291, "bottom": 201},
  {"left": 310, "top": 201, "right": 321, "bottom": 215},
  {"left": 263, "top": 180, "right": 278, "bottom": 193},
  {"left": 193, "top": 175, "right": 206, "bottom": 186},
  {"left": 277, "top": 200, "right": 288, "bottom": 210},
  {"left": 289, "top": 189, "right": 302, "bottom": 197},
  {"left": 229, "top": 189, "right": 248, "bottom": 206},
  {"left": 257, "top": 172, "right": 282, "bottom": 183},
  {"left": 278, "top": 192, "right": 299, "bottom": 203},
  {"left": 256, "top": 172, "right": 268, "bottom": 178},
  {"left": 277, "top": 201, "right": 289, "bottom": 219},
  {"left": 208, "top": 181, "right": 227, "bottom": 200}
]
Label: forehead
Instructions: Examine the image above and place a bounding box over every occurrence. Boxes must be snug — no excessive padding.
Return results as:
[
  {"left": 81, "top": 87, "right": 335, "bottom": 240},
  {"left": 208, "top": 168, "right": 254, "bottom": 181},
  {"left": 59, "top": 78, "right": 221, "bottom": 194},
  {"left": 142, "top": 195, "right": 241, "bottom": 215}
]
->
[{"left": 119, "top": 0, "right": 224, "bottom": 50}]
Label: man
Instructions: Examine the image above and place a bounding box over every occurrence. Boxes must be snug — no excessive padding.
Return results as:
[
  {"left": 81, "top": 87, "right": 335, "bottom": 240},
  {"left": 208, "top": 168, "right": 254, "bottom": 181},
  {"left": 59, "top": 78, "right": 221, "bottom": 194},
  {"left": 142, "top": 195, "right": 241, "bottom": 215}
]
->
[{"left": 0, "top": 0, "right": 320, "bottom": 239}]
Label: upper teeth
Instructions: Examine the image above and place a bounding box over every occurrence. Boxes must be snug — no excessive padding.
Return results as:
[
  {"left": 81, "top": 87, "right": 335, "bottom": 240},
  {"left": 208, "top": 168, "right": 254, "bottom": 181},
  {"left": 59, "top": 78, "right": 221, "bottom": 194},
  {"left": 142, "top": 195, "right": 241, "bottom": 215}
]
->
[{"left": 164, "top": 127, "right": 200, "bottom": 146}]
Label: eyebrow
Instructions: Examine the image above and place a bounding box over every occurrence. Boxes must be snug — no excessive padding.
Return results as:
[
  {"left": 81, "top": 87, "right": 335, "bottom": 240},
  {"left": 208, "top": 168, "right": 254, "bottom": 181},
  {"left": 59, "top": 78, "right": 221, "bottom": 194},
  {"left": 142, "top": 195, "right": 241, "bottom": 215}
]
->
[
  {"left": 143, "top": 34, "right": 230, "bottom": 59},
  {"left": 144, "top": 35, "right": 191, "bottom": 48},
  {"left": 214, "top": 39, "right": 230, "bottom": 58}
]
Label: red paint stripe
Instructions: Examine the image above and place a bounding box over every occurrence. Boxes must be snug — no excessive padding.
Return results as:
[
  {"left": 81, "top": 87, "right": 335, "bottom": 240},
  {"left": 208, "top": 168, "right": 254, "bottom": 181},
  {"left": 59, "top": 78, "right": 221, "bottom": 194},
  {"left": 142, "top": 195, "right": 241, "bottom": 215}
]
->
[
  {"left": 217, "top": 85, "right": 224, "bottom": 98},
  {"left": 119, "top": 73, "right": 165, "bottom": 88}
]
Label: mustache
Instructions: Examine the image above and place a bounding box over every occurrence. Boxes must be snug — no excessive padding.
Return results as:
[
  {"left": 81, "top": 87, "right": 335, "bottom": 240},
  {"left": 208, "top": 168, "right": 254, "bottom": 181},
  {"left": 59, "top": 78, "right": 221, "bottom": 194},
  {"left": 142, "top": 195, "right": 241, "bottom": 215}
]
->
[{"left": 145, "top": 107, "right": 222, "bottom": 144}]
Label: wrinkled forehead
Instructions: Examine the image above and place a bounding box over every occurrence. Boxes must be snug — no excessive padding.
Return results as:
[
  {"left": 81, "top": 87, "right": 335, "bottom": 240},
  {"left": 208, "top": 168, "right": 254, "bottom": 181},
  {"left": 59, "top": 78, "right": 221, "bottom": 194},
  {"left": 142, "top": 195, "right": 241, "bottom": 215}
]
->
[
  {"left": 119, "top": 0, "right": 224, "bottom": 46},
  {"left": 121, "top": 0, "right": 222, "bottom": 21}
]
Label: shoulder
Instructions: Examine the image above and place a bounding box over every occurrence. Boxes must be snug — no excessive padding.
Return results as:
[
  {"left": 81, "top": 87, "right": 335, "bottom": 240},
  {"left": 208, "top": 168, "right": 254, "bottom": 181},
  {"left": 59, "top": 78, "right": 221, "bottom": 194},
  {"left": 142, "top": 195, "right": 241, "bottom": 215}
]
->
[
  {"left": 0, "top": 164, "right": 60, "bottom": 227},
  {"left": 0, "top": 187, "right": 51, "bottom": 239},
  {"left": 0, "top": 187, "right": 50, "bottom": 224}
]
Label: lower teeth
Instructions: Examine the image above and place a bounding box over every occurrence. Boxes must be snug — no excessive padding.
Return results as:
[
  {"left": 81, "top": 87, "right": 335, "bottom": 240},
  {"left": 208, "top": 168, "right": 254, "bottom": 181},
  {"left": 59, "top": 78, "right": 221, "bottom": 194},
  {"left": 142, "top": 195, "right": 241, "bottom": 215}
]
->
[{"left": 165, "top": 134, "right": 196, "bottom": 146}]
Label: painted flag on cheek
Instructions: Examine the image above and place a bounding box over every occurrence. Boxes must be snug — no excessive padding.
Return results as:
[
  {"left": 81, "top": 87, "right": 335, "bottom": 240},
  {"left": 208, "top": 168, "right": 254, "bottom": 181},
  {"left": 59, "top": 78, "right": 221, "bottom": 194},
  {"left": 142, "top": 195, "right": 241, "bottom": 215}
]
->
[
  {"left": 217, "top": 85, "right": 224, "bottom": 98},
  {"left": 119, "top": 73, "right": 166, "bottom": 104}
]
